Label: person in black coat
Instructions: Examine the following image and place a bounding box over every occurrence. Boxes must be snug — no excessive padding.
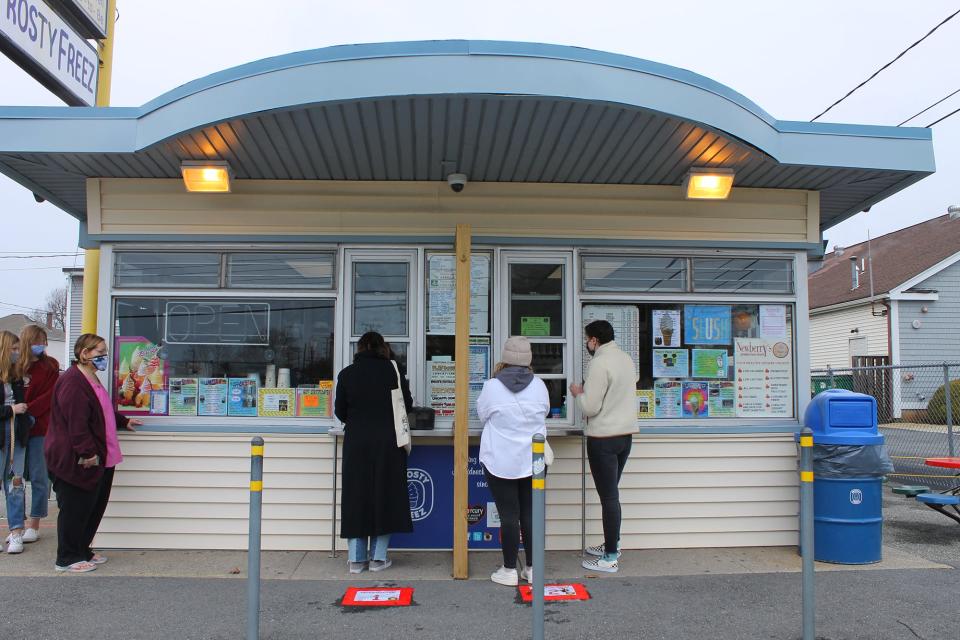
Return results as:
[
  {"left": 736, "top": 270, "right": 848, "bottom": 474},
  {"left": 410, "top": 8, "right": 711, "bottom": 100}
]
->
[{"left": 335, "top": 331, "right": 413, "bottom": 574}]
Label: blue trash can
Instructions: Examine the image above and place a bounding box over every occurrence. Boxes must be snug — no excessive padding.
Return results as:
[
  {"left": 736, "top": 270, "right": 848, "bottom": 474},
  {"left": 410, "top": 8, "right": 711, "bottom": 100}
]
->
[{"left": 802, "top": 389, "right": 886, "bottom": 564}]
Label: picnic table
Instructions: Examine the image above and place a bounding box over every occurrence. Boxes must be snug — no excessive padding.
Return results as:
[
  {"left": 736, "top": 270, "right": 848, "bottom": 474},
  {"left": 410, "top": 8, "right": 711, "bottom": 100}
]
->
[{"left": 917, "top": 458, "right": 960, "bottom": 524}]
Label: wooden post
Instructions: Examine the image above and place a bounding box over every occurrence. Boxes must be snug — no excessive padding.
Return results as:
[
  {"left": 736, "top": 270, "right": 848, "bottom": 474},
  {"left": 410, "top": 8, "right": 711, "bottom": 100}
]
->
[{"left": 452, "top": 224, "right": 471, "bottom": 578}]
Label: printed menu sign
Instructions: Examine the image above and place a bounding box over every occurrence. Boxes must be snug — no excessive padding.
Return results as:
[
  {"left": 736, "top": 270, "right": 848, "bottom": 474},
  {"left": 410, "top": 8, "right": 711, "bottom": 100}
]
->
[
  {"left": 637, "top": 390, "right": 655, "bottom": 419},
  {"left": 652, "top": 349, "right": 689, "bottom": 378},
  {"left": 654, "top": 380, "right": 682, "bottom": 418},
  {"left": 429, "top": 360, "right": 456, "bottom": 417},
  {"left": 692, "top": 349, "right": 728, "bottom": 379},
  {"left": 198, "top": 378, "right": 228, "bottom": 416},
  {"left": 169, "top": 378, "right": 198, "bottom": 416},
  {"left": 709, "top": 381, "right": 736, "bottom": 417},
  {"left": 583, "top": 305, "right": 640, "bottom": 380},
  {"left": 427, "top": 254, "right": 490, "bottom": 334},
  {"left": 734, "top": 338, "right": 793, "bottom": 418},
  {"left": 759, "top": 305, "right": 787, "bottom": 339}
]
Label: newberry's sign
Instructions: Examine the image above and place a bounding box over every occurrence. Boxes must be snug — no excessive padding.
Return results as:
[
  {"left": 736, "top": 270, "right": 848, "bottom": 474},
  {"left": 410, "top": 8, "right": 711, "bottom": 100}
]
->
[{"left": 1, "top": 0, "right": 99, "bottom": 105}]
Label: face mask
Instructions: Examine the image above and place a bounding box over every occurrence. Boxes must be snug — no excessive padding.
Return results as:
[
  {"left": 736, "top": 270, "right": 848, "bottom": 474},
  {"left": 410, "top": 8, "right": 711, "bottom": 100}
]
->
[
  {"left": 10, "top": 352, "right": 19, "bottom": 364},
  {"left": 31, "top": 345, "right": 46, "bottom": 356},
  {"left": 92, "top": 355, "right": 109, "bottom": 371},
  {"left": 586, "top": 340, "right": 596, "bottom": 357}
]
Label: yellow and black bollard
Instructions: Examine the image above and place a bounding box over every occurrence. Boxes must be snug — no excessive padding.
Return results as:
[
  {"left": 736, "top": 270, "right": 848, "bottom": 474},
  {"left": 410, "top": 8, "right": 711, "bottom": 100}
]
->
[
  {"left": 532, "top": 434, "right": 546, "bottom": 640},
  {"left": 799, "top": 427, "right": 814, "bottom": 640},
  {"left": 247, "top": 437, "right": 264, "bottom": 640}
]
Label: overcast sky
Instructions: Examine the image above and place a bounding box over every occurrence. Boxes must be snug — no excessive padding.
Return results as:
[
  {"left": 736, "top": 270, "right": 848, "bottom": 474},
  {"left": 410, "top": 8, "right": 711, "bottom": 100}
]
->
[{"left": 1, "top": 0, "right": 958, "bottom": 316}]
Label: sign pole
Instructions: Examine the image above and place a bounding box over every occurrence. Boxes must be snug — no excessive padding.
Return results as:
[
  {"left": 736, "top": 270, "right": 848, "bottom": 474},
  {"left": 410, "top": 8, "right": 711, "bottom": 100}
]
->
[{"left": 80, "top": 0, "right": 115, "bottom": 333}]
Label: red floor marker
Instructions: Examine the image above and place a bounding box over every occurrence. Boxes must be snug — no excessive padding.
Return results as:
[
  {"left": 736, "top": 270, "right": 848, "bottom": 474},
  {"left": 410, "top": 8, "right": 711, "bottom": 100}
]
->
[
  {"left": 518, "top": 583, "right": 590, "bottom": 602},
  {"left": 342, "top": 587, "right": 414, "bottom": 607}
]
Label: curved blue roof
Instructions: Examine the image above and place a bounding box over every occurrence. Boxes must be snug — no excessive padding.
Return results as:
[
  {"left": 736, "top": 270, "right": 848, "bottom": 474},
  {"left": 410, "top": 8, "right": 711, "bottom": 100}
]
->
[{"left": 0, "top": 40, "right": 936, "bottom": 230}]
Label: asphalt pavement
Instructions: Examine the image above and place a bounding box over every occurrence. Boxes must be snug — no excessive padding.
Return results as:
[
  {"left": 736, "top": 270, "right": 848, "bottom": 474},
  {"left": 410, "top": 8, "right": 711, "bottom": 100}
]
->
[{"left": 1, "top": 485, "right": 958, "bottom": 639}]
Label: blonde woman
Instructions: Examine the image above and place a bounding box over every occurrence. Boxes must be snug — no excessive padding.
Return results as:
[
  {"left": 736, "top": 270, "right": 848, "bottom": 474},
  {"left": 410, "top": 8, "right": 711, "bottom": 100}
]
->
[
  {"left": 1, "top": 330, "right": 32, "bottom": 554},
  {"left": 46, "top": 334, "right": 140, "bottom": 573},
  {"left": 17, "top": 325, "right": 59, "bottom": 544}
]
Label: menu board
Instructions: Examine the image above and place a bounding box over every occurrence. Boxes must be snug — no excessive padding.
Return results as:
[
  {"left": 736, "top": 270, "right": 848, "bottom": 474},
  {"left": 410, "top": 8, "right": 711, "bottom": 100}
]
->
[
  {"left": 427, "top": 254, "right": 490, "bottom": 334},
  {"left": 734, "top": 338, "right": 793, "bottom": 418},
  {"left": 197, "top": 378, "right": 229, "bottom": 416},
  {"left": 169, "top": 377, "right": 198, "bottom": 416},
  {"left": 582, "top": 305, "right": 640, "bottom": 379}
]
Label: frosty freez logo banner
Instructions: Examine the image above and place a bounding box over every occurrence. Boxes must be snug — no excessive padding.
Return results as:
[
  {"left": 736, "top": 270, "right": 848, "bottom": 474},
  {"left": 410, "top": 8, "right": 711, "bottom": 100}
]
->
[
  {"left": 392, "top": 445, "right": 499, "bottom": 549},
  {"left": 1, "top": 0, "right": 99, "bottom": 105}
]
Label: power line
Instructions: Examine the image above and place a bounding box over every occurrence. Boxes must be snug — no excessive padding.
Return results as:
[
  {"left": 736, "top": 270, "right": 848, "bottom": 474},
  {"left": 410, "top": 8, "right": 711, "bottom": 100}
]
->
[
  {"left": 811, "top": 8, "right": 960, "bottom": 122},
  {"left": 927, "top": 104, "right": 960, "bottom": 128},
  {"left": 899, "top": 87, "right": 960, "bottom": 126},
  {"left": 0, "top": 253, "right": 82, "bottom": 259}
]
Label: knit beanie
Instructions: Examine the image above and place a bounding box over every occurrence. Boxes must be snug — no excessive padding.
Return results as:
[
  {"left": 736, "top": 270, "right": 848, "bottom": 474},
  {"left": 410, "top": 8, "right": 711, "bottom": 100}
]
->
[{"left": 500, "top": 336, "right": 533, "bottom": 367}]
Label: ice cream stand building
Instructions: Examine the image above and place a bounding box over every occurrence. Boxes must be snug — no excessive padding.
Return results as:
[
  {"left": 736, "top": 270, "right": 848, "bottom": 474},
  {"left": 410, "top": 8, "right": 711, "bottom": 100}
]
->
[{"left": 0, "top": 41, "right": 935, "bottom": 564}]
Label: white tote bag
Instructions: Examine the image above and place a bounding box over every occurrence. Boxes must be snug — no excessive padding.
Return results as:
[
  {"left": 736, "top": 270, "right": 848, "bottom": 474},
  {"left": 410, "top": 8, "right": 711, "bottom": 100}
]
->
[{"left": 390, "top": 360, "right": 412, "bottom": 453}]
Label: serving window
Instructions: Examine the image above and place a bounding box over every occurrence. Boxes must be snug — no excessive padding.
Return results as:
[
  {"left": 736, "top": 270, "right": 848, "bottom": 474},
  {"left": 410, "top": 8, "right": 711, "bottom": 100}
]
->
[
  {"left": 580, "top": 252, "right": 797, "bottom": 422},
  {"left": 112, "top": 297, "right": 335, "bottom": 419}
]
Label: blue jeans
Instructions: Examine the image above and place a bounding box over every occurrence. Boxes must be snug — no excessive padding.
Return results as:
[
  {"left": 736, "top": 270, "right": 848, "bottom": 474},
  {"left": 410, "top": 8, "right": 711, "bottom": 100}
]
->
[
  {"left": 2, "top": 421, "right": 27, "bottom": 532},
  {"left": 25, "top": 435, "right": 48, "bottom": 519},
  {"left": 348, "top": 534, "right": 391, "bottom": 562}
]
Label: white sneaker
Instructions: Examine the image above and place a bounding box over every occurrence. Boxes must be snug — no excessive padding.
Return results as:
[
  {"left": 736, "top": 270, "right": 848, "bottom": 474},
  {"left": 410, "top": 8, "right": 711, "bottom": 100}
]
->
[
  {"left": 490, "top": 565, "right": 519, "bottom": 586},
  {"left": 22, "top": 528, "right": 39, "bottom": 543},
  {"left": 6, "top": 533, "right": 24, "bottom": 554},
  {"left": 520, "top": 566, "right": 533, "bottom": 583},
  {"left": 581, "top": 555, "right": 618, "bottom": 573},
  {"left": 584, "top": 543, "right": 621, "bottom": 558}
]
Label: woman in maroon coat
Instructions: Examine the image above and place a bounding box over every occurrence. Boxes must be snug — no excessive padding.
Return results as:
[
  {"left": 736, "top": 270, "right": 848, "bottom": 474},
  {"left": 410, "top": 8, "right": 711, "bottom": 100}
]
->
[
  {"left": 46, "top": 334, "right": 140, "bottom": 573},
  {"left": 17, "top": 324, "right": 59, "bottom": 544}
]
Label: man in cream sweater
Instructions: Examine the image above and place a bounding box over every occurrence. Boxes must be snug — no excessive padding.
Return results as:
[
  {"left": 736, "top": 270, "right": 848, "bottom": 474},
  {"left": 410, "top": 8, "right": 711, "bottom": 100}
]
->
[{"left": 570, "top": 320, "right": 638, "bottom": 573}]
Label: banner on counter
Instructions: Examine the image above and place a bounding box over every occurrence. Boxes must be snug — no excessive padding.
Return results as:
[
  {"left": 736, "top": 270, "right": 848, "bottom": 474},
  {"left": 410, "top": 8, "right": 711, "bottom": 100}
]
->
[{"left": 391, "top": 445, "right": 499, "bottom": 549}]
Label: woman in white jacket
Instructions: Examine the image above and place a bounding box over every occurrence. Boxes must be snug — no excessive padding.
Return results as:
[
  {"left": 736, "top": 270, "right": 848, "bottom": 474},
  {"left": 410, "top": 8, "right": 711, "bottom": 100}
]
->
[{"left": 477, "top": 336, "right": 550, "bottom": 586}]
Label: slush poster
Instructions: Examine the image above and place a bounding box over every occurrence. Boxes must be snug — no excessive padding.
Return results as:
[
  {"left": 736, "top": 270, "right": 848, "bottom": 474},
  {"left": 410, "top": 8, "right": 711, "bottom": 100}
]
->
[{"left": 684, "top": 305, "right": 732, "bottom": 345}]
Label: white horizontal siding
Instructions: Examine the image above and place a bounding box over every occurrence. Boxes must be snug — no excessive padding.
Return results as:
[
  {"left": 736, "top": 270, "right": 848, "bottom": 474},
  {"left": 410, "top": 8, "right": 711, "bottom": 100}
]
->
[
  {"left": 97, "top": 433, "right": 799, "bottom": 551},
  {"left": 809, "top": 304, "right": 888, "bottom": 369}
]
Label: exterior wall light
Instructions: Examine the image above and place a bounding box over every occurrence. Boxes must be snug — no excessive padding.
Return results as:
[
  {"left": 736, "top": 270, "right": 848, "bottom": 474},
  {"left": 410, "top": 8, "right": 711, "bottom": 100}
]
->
[
  {"left": 181, "top": 160, "right": 232, "bottom": 193},
  {"left": 683, "top": 167, "right": 734, "bottom": 200}
]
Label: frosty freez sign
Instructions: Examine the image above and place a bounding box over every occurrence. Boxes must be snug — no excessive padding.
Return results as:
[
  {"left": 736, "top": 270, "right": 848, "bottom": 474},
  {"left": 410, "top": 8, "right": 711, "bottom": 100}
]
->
[{"left": 1, "top": 0, "right": 99, "bottom": 105}]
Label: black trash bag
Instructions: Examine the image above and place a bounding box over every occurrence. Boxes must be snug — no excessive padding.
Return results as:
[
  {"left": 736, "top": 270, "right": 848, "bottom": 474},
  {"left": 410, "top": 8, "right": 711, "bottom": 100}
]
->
[{"left": 811, "top": 444, "right": 895, "bottom": 478}]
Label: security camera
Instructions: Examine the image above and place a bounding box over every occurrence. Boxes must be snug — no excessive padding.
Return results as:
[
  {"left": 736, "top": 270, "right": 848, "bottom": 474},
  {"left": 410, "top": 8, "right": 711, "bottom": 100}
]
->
[{"left": 447, "top": 173, "right": 467, "bottom": 193}]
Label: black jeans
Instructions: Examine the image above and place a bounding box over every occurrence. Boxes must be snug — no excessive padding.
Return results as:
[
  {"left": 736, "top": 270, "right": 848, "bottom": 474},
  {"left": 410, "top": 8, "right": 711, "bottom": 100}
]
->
[
  {"left": 587, "top": 435, "right": 632, "bottom": 554},
  {"left": 482, "top": 466, "right": 533, "bottom": 570},
  {"left": 52, "top": 467, "right": 114, "bottom": 567}
]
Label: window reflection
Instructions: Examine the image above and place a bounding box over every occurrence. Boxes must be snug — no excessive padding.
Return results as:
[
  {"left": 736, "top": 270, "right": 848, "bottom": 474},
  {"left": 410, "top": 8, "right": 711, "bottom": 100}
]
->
[{"left": 352, "top": 262, "right": 409, "bottom": 336}]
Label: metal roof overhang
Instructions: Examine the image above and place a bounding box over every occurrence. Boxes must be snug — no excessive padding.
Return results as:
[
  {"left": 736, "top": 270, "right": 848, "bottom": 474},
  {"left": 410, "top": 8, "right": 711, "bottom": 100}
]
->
[{"left": 0, "top": 40, "right": 935, "bottom": 232}]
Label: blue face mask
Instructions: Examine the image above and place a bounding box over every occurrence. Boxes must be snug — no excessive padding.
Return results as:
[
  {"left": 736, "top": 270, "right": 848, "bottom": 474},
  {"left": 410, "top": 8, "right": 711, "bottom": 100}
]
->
[
  {"left": 10, "top": 352, "right": 19, "bottom": 364},
  {"left": 92, "top": 355, "right": 109, "bottom": 371},
  {"left": 31, "top": 345, "right": 46, "bottom": 357}
]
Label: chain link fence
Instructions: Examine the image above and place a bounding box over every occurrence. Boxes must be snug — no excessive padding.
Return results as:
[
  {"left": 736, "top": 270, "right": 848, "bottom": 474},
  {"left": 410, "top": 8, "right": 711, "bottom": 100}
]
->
[{"left": 811, "top": 362, "right": 959, "bottom": 491}]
